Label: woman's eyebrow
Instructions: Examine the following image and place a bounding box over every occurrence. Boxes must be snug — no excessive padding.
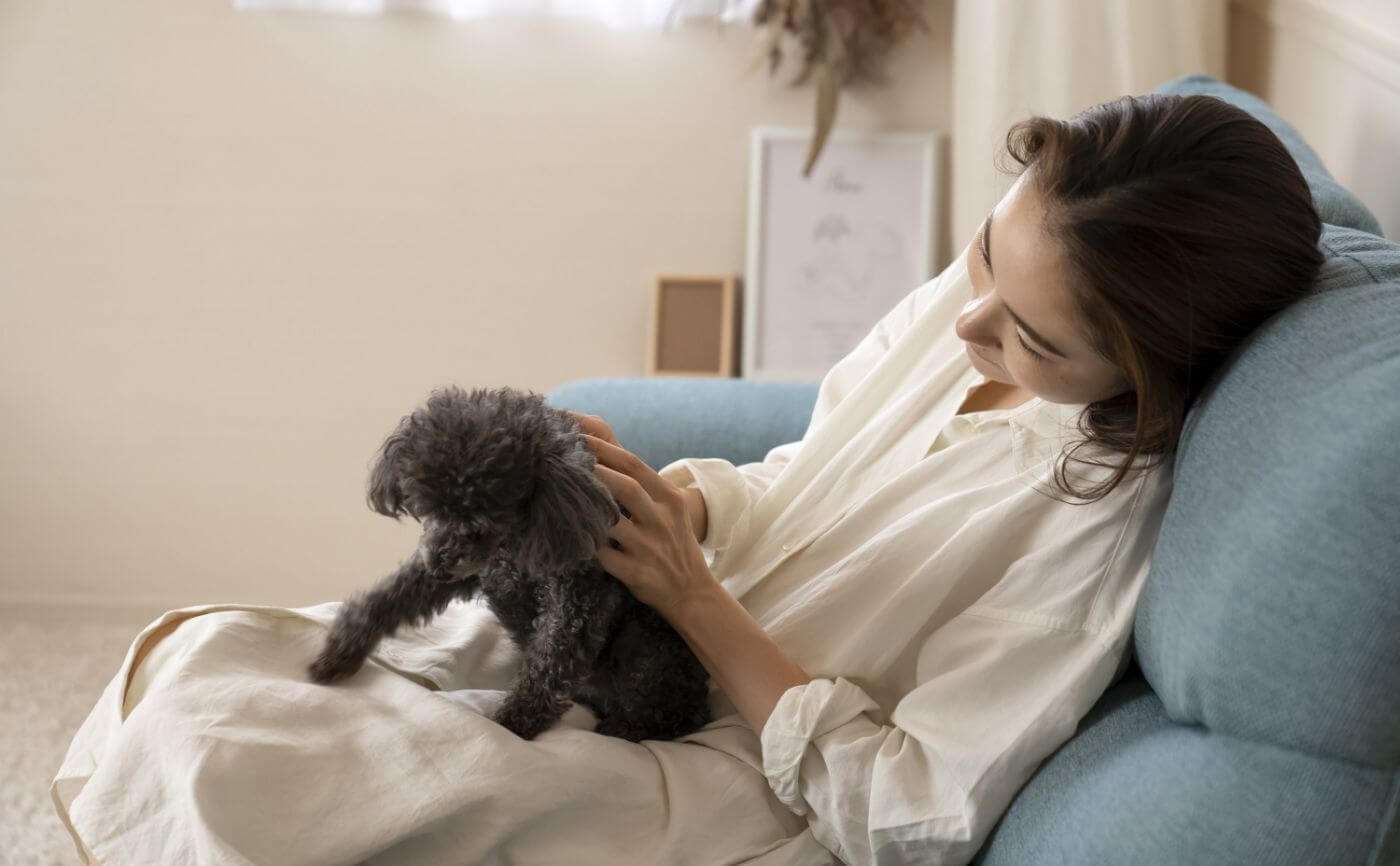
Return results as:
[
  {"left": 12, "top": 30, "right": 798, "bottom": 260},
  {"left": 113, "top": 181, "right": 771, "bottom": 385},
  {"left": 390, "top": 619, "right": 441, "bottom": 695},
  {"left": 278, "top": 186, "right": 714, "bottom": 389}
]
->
[
  {"left": 980, "top": 212, "right": 994, "bottom": 278},
  {"left": 984, "top": 210, "right": 1071, "bottom": 360}
]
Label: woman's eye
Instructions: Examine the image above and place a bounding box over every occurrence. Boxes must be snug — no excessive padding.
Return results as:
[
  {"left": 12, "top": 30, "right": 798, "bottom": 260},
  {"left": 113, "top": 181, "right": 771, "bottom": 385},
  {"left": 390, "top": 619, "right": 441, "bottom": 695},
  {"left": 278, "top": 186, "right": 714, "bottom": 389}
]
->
[
  {"left": 973, "top": 228, "right": 1045, "bottom": 364},
  {"left": 1016, "top": 332, "right": 1048, "bottom": 363}
]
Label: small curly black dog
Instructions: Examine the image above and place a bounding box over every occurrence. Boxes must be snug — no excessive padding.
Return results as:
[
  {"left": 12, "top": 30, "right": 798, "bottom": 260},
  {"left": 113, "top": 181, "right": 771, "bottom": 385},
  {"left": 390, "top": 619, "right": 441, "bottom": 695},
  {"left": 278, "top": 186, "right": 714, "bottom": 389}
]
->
[{"left": 308, "top": 384, "right": 713, "bottom": 742}]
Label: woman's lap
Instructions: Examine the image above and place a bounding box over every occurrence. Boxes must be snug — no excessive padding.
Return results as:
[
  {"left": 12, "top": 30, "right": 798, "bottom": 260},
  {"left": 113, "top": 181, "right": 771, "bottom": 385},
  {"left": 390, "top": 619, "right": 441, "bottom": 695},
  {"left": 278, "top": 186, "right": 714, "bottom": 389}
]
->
[{"left": 55, "top": 604, "right": 832, "bottom": 866}]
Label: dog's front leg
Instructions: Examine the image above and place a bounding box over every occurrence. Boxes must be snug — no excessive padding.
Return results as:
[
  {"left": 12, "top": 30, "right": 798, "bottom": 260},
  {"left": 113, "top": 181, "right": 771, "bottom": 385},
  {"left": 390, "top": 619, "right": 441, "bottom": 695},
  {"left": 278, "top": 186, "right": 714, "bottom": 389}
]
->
[
  {"left": 492, "top": 571, "right": 620, "bottom": 740},
  {"left": 308, "top": 555, "right": 471, "bottom": 684}
]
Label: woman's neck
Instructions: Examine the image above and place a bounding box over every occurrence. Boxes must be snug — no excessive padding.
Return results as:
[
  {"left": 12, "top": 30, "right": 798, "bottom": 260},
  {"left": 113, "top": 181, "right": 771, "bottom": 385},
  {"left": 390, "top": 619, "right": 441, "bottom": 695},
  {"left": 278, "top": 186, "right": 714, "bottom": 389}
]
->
[{"left": 956, "top": 379, "right": 1035, "bottom": 415}]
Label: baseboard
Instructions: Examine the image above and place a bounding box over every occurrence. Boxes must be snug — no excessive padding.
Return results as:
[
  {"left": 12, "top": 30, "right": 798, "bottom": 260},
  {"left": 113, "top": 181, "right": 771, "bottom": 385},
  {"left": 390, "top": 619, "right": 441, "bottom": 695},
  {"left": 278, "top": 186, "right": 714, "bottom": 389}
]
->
[{"left": 0, "top": 591, "right": 193, "bottom": 623}]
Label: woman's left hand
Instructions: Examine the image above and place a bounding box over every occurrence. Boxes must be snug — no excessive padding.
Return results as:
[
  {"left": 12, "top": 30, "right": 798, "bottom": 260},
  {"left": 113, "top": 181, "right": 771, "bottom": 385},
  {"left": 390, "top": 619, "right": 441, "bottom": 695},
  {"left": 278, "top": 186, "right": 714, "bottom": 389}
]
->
[{"left": 582, "top": 435, "right": 717, "bottom": 621}]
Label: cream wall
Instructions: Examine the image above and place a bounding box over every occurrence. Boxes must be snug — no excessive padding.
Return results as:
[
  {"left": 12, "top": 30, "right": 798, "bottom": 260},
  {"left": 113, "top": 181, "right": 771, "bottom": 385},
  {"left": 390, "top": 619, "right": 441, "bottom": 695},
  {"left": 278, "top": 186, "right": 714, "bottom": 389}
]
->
[{"left": 0, "top": 0, "right": 954, "bottom": 610}]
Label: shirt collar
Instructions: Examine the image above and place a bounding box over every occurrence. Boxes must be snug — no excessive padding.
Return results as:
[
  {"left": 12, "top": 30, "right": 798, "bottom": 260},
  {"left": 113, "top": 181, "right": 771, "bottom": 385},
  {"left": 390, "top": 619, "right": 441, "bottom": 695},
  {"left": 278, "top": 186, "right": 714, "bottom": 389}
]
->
[
  {"left": 952, "top": 366, "right": 1088, "bottom": 474},
  {"left": 1006, "top": 398, "right": 1087, "bottom": 476},
  {"left": 1004, "top": 391, "right": 1169, "bottom": 483}
]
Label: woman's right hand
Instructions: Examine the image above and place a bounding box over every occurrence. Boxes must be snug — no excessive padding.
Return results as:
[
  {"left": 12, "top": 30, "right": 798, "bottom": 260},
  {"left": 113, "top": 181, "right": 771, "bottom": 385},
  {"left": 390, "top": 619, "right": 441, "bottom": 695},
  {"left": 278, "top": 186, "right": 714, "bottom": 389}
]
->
[{"left": 565, "top": 410, "right": 707, "bottom": 544}]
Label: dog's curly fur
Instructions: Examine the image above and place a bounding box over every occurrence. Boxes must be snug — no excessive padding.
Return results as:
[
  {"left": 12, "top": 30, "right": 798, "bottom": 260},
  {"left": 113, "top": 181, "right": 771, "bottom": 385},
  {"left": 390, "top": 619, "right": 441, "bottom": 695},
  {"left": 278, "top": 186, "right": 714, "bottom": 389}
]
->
[{"left": 308, "top": 384, "right": 713, "bottom": 742}]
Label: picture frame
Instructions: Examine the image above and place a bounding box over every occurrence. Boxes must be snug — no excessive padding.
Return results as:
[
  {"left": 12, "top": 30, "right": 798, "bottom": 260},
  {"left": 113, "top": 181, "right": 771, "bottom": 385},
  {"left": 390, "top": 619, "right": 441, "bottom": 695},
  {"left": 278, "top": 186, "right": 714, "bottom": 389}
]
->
[
  {"left": 646, "top": 275, "right": 741, "bottom": 377},
  {"left": 744, "top": 127, "right": 943, "bottom": 382}
]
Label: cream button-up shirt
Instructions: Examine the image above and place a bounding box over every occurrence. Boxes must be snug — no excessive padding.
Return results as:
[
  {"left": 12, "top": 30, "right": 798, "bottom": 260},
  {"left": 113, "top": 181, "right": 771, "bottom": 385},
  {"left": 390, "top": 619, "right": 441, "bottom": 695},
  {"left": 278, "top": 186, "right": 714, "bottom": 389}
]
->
[{"left": 658, "top": 250, "right": 1175, "bottom": 865}]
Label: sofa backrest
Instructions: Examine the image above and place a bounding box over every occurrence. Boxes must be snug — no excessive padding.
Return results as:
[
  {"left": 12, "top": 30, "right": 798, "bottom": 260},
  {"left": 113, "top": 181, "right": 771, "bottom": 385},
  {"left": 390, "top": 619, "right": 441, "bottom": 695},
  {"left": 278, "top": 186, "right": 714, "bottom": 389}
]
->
[
  {"left": 1134, "top": 77, "right": 1400, "bottom": 771},
  {"left": 1135, "top": 223, "right": 1400, "bottom": 769}
]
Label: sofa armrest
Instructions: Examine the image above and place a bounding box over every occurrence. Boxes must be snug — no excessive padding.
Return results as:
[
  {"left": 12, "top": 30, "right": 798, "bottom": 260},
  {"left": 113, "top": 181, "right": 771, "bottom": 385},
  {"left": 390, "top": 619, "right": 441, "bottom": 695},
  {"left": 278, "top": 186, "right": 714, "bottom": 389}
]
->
[{"left": 544, "top": 376, "right": 821, "bottom": 472}]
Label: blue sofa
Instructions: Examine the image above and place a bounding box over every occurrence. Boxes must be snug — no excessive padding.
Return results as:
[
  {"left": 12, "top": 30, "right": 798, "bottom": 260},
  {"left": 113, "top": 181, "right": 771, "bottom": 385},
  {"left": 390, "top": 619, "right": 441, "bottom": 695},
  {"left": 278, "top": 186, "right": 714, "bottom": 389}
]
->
[{"left": 545, "top": 76, "right": 1399, "bottom": 865}]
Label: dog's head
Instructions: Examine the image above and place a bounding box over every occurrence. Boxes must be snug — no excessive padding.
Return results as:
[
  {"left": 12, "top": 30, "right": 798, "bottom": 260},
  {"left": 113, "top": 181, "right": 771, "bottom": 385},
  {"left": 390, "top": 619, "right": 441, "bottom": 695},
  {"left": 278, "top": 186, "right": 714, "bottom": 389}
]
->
[{"left": 367, "top": 385, "right": 620, "bottom": 575}]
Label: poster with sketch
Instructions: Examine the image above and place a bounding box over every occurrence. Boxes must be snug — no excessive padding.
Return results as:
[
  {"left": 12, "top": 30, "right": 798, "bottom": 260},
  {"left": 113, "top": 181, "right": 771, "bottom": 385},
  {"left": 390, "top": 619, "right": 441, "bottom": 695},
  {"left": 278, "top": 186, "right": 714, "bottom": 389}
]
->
[{"left": 744, "top": 128, "right": 942, "bottom": 382}]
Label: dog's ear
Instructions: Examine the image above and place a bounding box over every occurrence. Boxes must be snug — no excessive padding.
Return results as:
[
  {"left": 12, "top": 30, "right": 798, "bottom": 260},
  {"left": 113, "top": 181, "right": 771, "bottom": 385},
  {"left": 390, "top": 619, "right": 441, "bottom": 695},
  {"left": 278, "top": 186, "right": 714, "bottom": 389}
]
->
[
  {"left": 367, "top": 424, "right": 412, "bottom": 520},
  {"left": 516, "top": 451, "right": 619, "bottom": 574}
]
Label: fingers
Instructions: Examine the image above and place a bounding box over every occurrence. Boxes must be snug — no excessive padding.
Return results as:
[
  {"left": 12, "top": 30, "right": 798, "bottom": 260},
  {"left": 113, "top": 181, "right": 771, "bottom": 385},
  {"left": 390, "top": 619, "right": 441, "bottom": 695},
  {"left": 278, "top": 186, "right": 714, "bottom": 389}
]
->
[
  {"left": 594, "top": 463, "right": 649, "bottom": 524},
  {"left": 565, "top": 410, "right": 619, "bottom": 446},
  {"left": 583, "top": 435, "right": 676, "bottom": 505},
  {"left": 564, "top": 410, "right": 591, "bottom": 432}
]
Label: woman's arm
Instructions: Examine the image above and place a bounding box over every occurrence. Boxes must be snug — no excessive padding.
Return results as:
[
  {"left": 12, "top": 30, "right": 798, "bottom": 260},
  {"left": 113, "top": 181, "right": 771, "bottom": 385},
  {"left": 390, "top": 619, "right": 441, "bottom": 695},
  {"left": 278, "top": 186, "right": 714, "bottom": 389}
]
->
[{"left": 671, "top": 580, "right": 810, "bottom": 736}]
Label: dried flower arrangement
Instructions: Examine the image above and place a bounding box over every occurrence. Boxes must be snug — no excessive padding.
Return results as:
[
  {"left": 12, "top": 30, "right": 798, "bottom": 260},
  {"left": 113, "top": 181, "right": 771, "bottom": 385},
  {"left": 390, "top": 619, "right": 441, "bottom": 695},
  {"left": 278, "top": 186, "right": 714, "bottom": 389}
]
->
[{"left": 740, "top": 0, "right": 932, "bottom": 177}]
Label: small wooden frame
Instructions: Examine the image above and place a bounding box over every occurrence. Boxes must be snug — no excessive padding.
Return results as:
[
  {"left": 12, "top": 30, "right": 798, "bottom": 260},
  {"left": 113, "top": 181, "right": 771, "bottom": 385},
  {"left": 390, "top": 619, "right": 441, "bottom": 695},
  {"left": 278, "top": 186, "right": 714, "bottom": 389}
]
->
[{"left": 646, "top": 275, "right": 741, "bottom": 377}]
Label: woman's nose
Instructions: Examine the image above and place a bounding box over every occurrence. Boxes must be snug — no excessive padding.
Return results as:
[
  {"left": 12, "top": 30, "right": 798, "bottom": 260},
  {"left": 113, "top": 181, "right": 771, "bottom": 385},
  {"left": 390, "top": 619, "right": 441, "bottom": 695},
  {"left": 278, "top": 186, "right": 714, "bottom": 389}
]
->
[{"left": 955, "top": 292, "right": 1000, "bottom": 347}]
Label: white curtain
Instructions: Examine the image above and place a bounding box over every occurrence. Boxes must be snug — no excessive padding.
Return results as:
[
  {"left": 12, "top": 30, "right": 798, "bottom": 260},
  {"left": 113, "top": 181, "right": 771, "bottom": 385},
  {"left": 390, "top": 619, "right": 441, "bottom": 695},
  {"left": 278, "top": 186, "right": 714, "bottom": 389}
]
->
[
  {"left": 233, "top": 0, "right": 761, "bottom": 29},
  {"left": 951, "top": 0, "right": 1228, "bottom": 250}
]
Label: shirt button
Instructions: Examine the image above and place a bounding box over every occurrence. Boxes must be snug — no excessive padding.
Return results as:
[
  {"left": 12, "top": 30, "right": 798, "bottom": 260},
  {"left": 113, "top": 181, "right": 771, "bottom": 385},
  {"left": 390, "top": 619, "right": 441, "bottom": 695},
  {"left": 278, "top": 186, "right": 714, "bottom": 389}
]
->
[{"left": 782, "top": 540, "right": 795, "bottom": 551}]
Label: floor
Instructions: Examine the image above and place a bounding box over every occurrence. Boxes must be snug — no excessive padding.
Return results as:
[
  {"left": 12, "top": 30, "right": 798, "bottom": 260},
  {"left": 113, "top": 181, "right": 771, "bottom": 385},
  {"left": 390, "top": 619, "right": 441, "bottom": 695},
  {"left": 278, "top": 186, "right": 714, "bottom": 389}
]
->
[{"left": 0, "top": 604, "right": 165, "bottom": 866}]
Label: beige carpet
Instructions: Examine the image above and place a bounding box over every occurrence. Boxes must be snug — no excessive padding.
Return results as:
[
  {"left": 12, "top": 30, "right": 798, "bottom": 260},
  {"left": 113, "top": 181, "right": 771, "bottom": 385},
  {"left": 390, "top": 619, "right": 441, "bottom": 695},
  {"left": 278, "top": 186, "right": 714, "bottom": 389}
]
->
[{"left": 0, "top": 604, "right": 166, "bottom": 866}]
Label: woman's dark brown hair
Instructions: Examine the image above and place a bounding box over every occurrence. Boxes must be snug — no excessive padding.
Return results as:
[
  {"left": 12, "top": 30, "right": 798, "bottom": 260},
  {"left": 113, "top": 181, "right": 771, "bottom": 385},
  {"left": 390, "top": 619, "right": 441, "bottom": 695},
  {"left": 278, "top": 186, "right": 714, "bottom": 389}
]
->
[{"left": 999, "top": 92, "right": 1325, "bottom": 503}]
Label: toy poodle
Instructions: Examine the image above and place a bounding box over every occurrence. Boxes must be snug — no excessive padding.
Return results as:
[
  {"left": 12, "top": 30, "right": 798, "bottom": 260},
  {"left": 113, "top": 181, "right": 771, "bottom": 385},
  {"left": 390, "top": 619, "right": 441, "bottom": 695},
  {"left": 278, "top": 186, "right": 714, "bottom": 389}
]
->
[{"left": 307, "top": 384, "right": 713, "bottom": 742}]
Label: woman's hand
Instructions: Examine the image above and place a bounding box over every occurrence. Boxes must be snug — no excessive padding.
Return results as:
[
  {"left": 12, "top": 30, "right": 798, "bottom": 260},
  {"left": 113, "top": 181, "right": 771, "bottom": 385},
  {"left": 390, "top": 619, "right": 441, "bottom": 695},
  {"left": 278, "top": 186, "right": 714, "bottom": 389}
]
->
[
  {"left": 565, "top": 410, "right": 707, "bottom": 542},
  {"left": 581, "top": 434, "right": 719, "bottom": 622},
  {"left": 564, "top": 410, "right": 620, "bottom": 448}
]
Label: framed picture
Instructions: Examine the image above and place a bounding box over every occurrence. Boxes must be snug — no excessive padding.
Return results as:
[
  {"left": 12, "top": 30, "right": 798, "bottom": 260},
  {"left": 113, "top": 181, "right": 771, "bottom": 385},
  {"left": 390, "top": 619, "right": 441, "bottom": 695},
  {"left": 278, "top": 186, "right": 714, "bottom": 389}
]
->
[
  {"left": 647, "top": 275, "right": 741, "bottom": 377},
  {"left": 744, "top": 127, "right": 943, "bottom": 382}
]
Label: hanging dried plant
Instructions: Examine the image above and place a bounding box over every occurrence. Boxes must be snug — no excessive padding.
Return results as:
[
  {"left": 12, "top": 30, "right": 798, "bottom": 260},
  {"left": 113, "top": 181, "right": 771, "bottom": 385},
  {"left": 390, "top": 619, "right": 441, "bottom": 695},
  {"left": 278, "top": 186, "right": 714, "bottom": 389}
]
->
[{"left": 740, "top": 0, "right": 932, "bottom": 177}]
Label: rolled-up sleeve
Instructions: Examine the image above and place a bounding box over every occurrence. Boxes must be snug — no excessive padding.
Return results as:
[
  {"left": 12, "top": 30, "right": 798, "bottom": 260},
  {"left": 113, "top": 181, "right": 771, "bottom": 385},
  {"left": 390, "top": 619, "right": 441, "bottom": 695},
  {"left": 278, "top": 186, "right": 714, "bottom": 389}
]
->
[{"left": 759, "top": 612, "right": 1126, "bottom": 866}]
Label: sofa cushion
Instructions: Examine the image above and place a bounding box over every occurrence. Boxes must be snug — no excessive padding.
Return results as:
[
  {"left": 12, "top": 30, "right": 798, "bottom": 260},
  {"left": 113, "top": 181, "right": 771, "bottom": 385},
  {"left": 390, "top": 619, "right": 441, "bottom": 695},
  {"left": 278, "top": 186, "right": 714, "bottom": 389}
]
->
[
  {"left": 1134, "top": 223, "right": 1400, "bottom": 769},
  {"left": 1155, "top": 74, "right": 1384, "bottom": 236},
  {"left": 974, "top": 673, "right": 1397, "bottom": 865}
]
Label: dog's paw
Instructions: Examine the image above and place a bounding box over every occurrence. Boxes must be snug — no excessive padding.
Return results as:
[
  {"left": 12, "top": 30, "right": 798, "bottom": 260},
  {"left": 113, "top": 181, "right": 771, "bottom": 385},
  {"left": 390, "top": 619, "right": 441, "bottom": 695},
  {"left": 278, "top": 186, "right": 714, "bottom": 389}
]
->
[
  {"left": 307, "top": 648, "right": 364, "bottom": 684},
  {"left": 492, "top": 700, "right": 553, "bottom": 741}
]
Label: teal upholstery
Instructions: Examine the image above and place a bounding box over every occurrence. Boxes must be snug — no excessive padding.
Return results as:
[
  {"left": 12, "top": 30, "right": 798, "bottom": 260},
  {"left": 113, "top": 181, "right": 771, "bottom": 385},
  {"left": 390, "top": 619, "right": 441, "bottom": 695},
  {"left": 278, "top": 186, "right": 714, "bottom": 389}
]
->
[
  {"left": 545, "top": 76, "right": 1399, "bottom": 864},
  {"left": 1137, "top": 222, "right": 1400, "bottom": 767},
  {"left": 544, "top": 376, "right": 820, "bottom": 473}
]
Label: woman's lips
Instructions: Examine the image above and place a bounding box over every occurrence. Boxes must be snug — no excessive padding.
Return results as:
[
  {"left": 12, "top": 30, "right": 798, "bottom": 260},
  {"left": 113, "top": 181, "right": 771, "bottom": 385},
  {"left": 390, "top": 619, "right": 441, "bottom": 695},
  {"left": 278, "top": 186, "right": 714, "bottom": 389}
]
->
[{"left": 966, "top": 342, "right": 998, "bottom": 368}]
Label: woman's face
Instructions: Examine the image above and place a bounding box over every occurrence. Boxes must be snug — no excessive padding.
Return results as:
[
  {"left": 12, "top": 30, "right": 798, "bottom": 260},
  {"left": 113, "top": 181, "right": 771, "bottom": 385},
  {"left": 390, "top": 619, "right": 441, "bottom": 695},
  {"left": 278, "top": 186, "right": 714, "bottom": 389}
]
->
[{"left": 955, "top": 173, "right": 1133, "bottom": 405}]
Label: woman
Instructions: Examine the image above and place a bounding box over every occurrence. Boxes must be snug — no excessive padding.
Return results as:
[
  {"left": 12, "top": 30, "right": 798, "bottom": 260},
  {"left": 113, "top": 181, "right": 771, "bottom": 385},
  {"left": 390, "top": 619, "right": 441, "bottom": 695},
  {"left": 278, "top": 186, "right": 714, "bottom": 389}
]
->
[{"left": 54, "top": 92, "right": 1323, "bottom": 866}]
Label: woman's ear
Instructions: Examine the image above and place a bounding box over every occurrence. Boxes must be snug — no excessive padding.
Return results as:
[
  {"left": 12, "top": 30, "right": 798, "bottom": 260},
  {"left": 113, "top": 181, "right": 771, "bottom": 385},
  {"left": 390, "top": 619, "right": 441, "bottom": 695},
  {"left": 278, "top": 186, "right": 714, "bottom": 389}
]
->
[
  {"left": 1117, "top": 366, "right": 1137, "bottom": 395},
  {"left": 516, "top": 452, "right": 620, "bottom": 575}
]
